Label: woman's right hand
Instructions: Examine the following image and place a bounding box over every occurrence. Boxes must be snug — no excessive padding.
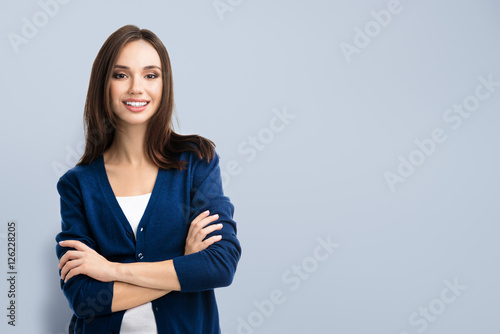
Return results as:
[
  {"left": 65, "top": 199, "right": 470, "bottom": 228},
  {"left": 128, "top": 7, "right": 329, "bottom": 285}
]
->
[{"left": 184, "top": 210, "right": 223, "bottom": 255}]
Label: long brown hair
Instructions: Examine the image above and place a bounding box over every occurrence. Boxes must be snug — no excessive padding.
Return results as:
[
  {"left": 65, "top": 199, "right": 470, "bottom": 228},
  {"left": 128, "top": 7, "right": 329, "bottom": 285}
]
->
[{"left": 77, "top": 24, "right": 215, "bottom": 170}]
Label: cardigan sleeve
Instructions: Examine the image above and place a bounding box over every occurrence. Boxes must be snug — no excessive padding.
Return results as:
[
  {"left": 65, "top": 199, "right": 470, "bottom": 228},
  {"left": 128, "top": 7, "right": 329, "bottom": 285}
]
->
[
  {"left": 55, "top": 172, "right": 115, "bottom": 319},
  {"left": 172, "top": 150, "right": 242, "bottom": 292}
]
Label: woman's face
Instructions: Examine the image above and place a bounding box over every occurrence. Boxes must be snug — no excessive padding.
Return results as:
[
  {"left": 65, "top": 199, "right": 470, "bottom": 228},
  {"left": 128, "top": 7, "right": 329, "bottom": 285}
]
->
[{"left": 109, "top": 39, "right": 163, "bottom": 128}]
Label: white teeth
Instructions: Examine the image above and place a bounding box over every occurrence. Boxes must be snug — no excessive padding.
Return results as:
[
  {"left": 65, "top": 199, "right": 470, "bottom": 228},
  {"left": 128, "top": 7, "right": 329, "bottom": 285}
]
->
[{"left": 125, "top": 101, "right": 148, "bottom": 107}]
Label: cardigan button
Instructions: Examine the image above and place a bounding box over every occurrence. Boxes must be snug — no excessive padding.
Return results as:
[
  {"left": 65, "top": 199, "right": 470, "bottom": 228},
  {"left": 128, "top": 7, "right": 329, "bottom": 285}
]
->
[
  {"left": 137, "top": 253, "right": 144, "bottom": 260},
  {"left": 126, "top": 231, "right": 132, "bottom": 238}
]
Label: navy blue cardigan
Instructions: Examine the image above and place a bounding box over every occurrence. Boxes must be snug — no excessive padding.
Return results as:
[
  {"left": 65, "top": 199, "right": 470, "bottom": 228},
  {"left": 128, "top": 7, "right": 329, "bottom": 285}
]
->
[{"left": 55, "top": 149, "right": 241, "bottom": 333}]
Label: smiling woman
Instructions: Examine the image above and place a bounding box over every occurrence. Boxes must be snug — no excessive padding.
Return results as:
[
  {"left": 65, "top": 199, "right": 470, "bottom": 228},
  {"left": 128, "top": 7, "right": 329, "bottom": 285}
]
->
[{"left": 54, "top": 24, "right": 241, "bottom": 334}]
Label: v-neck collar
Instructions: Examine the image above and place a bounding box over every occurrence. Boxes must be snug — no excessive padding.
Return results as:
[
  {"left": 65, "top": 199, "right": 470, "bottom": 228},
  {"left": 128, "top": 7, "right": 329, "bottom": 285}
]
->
[{"left": 96, "top": 154, "right": 165, "bottom": 235}]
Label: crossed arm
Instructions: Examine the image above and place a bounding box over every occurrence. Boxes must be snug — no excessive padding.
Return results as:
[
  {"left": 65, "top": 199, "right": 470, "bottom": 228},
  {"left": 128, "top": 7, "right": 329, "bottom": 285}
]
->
[{"left": 58, "top": 210, "right": 222, "bottom": 312}]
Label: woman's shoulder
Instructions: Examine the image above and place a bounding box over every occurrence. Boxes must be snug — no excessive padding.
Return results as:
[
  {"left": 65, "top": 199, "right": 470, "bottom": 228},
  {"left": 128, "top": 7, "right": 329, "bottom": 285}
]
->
[
  {"left": 57, "top": 156, "right": 102, "bottom": 187},
  {"left": 167, "top": 132, "right": 218, "bottom": 170},
  {"left": 181, "top": 143, "right": 219, "bottom": 168}
]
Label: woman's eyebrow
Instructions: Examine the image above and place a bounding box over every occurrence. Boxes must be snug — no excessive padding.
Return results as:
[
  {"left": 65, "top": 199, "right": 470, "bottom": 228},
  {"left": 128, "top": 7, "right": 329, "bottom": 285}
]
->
[{"left": 114, "top": 65, "right": 162, "bottom": 70}]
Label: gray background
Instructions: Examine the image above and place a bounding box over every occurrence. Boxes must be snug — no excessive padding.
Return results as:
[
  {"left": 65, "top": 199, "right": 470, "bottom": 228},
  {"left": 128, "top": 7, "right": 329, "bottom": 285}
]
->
[{"left": 1, "top": 0, "right": 499, "bottom": 333}]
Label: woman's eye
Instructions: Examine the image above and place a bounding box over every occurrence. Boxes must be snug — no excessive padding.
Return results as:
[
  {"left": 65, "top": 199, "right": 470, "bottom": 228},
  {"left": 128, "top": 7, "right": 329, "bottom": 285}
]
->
[
  {"left": 146, "top": 73, "right": 159, "bottom": 79},
  {"left": 113, "top": 73, "right": 127, "bottom": 79}
]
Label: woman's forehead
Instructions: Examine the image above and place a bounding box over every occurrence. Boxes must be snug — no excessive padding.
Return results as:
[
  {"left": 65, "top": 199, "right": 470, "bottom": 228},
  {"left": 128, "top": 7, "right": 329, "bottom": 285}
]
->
[{"left": 115, "top": 40, "right": 161, "bottom": 68}]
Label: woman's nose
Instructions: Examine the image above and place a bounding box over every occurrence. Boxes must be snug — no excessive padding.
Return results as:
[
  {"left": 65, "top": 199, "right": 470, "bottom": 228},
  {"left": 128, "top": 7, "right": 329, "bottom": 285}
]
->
[{"left": 128, "top": 76, "right": 144, "bottom": 94}]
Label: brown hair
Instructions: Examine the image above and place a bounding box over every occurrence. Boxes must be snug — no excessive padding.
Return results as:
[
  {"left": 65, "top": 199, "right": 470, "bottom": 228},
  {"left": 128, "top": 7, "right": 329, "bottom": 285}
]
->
[{"left": 77, "top": 24, "right": 215, "bottom": 170}]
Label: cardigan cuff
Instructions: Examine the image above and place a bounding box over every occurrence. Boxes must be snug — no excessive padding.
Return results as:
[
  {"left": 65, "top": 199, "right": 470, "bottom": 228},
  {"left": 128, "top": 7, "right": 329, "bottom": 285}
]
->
[{"left": 172, "top": 252, "right": 214, "bottom": 292}]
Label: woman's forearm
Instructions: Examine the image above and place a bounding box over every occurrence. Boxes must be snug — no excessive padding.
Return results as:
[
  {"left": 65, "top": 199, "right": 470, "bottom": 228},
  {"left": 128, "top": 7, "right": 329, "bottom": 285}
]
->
[
  {"left": 113, "top": 259, "right": 181, "bottom": 291},
  {"left": 111, "top": 281, "right": 171, "bottom": 312}
]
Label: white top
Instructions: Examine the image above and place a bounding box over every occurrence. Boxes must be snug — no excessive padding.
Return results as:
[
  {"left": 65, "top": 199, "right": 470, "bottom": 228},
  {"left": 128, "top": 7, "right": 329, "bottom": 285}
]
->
[{"left": 115, "top": 193, "right": 157, "bottom": 334}]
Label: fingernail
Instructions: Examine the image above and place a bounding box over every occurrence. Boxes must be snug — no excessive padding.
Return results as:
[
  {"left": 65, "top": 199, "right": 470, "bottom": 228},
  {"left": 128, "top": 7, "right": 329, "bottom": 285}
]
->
[
  {"left": 217, "top": 223, "right": 223, "bottom": 227},
  {"left": 203, "top": 210, "right": 209, "bottom": 214}
]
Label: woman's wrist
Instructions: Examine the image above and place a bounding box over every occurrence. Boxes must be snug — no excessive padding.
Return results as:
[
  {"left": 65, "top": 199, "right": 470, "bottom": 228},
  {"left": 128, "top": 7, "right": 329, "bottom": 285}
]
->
[{"left": 113, "top": 262, "right": 127, "bottom": 283}]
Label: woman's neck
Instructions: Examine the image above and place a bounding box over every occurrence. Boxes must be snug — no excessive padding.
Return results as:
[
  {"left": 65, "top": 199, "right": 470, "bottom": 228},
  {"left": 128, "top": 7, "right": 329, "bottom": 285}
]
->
[{"left": 104, "top": 123, "right": 152, "bottom": 167}]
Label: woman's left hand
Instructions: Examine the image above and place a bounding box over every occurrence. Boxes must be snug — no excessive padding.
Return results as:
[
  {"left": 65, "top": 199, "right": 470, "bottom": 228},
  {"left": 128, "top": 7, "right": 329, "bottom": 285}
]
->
[
  {"left": 58, "top": 240, "right": 117, "bottom": 283},
  {"left": 184, "top": 210, "right": 223, "bottom": 255}
]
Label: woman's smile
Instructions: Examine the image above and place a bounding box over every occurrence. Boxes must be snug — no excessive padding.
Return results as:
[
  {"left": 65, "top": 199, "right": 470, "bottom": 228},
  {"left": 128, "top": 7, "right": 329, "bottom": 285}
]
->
[{"left": 122, "top": 98, "right": 150, "bottom": 112}]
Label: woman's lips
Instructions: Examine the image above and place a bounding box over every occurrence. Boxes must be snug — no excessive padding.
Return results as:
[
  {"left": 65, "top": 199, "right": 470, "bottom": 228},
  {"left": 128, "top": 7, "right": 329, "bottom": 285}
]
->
[{"left": 122, "top": 101, "right": 150, "bottom": 112}]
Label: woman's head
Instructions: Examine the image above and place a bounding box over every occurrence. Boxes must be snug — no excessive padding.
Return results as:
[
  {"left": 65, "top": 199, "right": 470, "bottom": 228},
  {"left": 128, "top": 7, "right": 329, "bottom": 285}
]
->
[
  {"left": 81, "top": 25, "right": 175, "bottom": 160},
  {"left": 78, "top": 24, "right": 215, "bottom": 169},
  {"left": 109, "top": 39, "right": 163, "bottom": 129}
]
